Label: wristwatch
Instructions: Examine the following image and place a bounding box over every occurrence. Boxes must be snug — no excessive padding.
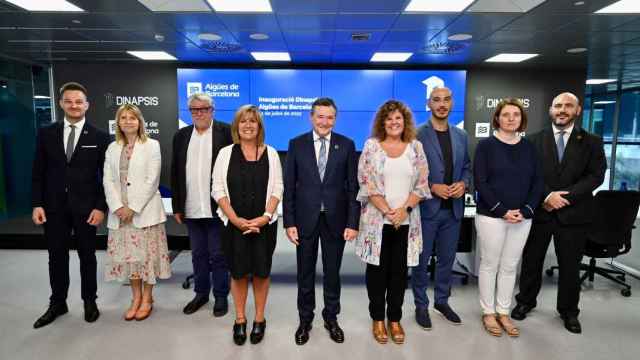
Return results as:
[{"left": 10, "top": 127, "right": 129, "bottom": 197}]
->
[{"left": 406, "top": 206, "right": 413, "bottom": 214}]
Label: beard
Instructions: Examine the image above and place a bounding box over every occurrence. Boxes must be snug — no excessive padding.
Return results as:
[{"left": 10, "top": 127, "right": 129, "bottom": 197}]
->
[{"left": 551, "top": 112, "right": 577, "bottom": 129}]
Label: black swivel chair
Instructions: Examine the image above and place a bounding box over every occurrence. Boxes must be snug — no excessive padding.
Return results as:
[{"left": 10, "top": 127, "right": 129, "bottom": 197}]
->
[{"left": 546, "top": 190, "right": 640, "bottom": 297}]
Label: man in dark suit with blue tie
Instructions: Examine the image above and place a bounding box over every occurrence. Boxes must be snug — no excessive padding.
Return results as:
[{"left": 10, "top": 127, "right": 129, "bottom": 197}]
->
[
  {"left": 31, "top": 82, "right": 110, "bottom": 328},
  {"left": 512, "top": 92, "right": 606, "bottom": 334},
  {"left": 284, "top": 97, "right": 360, "bottom": 345},
  {"left": 411, "top": 87, "right": 471, "bottom": 329}
]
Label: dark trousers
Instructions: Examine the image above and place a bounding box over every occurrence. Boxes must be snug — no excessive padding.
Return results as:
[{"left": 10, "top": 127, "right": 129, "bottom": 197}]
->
[
  {"left": 185, "top": 218, "right": 230, "bottom": 299},
  {"left": 366, "top": 224, "right": 409, "bottom": 322},
  {"left": 44, "top": 204, "right": 98, "bottom": 305},
  {"left": 296, "top": 213, "right": 345, "bottom": 323},
  {"left": 411, "top": 209, "right": 461, "bottom": 309},
  {"left": 516, "top": 218, "right": 586, "bottom": 317}
]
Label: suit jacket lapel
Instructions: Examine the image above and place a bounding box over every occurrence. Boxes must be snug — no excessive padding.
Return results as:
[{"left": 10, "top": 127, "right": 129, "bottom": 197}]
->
[
  {"left": 304, "top": 132, "right": 322, "bottom": 183},
  {"left": 56, "top": 122, "right": 66, "bottom": 160},
  {"left": 323, "top": 134, "right": 338, "bottom": 182},
  {"left": 69, "top": 122, "right": 92, "bottom": 163},
  {"left": 425, "top": 122, "right": 443, "bottom": 162},
  {"left": 559, "top": 126, "right": 581, "bottom": 169},
  {"left": 544, "top": 128, "right": 560, "bottom": 170}
]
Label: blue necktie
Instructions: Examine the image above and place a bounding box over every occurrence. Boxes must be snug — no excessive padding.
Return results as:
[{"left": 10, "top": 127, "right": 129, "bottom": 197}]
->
[
  {"left": 556, "top": 130, "right": 566, "bottom": 162},
  {"left": 318, "top": 137, "right": 327, "bottom": 181}
]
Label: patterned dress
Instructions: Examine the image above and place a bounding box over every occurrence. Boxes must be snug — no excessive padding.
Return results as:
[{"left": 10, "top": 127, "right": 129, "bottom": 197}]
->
[{"left": 105, "top": 143, "right": 172, "bottom": 284}]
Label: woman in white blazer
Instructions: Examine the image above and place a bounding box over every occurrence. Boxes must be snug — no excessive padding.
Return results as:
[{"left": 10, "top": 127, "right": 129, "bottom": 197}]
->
[
  {"left": 103, "top": 104, "right": 171, "bottom": 321},
  {"left": 212, "top": 105, "right": 283, "bottom": 345}
]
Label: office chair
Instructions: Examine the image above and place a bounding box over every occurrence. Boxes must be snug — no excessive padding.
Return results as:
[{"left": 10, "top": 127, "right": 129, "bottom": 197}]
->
[{"left": 546, "top": 190, "right": 640, "bottom": 297}]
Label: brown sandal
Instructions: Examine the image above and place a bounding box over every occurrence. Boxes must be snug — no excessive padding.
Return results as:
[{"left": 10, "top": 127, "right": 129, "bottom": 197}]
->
[
  {"left": 482, "top": 314, "right": 503, "bottom": 337},
  {"left": 124, "top": 299, "right": 141, "bottom": 321},
  {"left": 497, "top": 314, "right": 520, "bottom": 337},
  {"left": 135, "top": 299, "right": 154, "bottom": 321}
]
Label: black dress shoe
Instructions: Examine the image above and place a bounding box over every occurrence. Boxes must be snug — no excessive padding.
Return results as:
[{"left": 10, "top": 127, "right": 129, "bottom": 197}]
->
[
  {"left": 250, "top": 320, "right": 266, "bottom": 344},
  {"left": 33, "top": 303, "right": 68, "bottom": 329},
  {"left": 213, "top": 297, "right": 228, "bottom": 317},
  {"left": 511, "top": 303, "right": 534, "bottom": 321},
  {"left": 84, "top": 301, "right": 100, "bottom": 323},
  {"left": 324, "top": 320, "right": 345, "bottom": 343},
  {"left": 561, "top": 315, "right": 582, "bottom": 334},
  {"left": 294, "top": 322, "right": 312, "bottom": 345},
  {"left": 183, "top": 296, "right": 209, "bottom": 315},
  {"left": 233, "top": 321, "right": 247, "bottom": 345}
]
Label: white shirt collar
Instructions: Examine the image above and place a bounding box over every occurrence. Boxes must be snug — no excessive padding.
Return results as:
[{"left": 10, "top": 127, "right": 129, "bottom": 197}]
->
[
  {"left": 64, "top": 117, "right": 85, "bottom": 130},
  {"left": 313, "top": 130, "right": 331, "bottom": 142},
  {"left": 552, "top": 122, "right": 574, "bottom": 136},
  {"left": 192, "top": 122, "right": 213, "bottom": 136}
]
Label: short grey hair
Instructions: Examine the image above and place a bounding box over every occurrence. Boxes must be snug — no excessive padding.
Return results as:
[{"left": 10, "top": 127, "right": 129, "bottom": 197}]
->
[{"left": 188, "top": 93, "right": 215, "bottom": 108}]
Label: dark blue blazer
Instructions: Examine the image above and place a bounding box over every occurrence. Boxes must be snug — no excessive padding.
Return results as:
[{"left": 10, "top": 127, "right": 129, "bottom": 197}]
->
[
  {"left": 417, "top": 121, "right": 471, "bottom": 220},
  {"left": 283, "top": 131, "right": 360, "bottom": 237},
  {"left": 31, "top": 121, "right": 110, "bottom": 215}
]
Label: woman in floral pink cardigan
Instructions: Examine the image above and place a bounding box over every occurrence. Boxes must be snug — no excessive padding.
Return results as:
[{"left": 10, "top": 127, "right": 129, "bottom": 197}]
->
[{"left": 355, "top": 100, "right": 431, "bottom": 344}]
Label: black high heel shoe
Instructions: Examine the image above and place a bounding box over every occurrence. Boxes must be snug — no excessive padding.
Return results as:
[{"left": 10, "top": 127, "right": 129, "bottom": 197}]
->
[
  {"left": 233, "top": 320, "right": 247, "bottom": 345},
  {"left": 250, "top": 320, "right": 267, "bottom": 344}
]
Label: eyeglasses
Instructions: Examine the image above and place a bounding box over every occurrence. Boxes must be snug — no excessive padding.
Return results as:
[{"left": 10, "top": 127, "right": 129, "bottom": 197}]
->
[{"left": 189, "top": 107, "right": 212, "bottom": 114}]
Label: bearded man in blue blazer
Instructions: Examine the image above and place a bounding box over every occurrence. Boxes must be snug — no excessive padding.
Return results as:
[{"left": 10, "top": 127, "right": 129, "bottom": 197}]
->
[{"left": 411, "top": 87, "right": 471, "bottom": 329}]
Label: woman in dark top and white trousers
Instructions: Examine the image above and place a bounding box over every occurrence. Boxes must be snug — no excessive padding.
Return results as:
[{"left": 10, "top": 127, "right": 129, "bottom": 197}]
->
[{"left": 473, "top": 98, "right": 543, "bottom": 338}]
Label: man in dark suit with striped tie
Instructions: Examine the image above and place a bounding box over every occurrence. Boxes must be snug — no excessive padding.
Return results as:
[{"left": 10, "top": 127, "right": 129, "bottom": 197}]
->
[
  {"left": 283, "top": 97, "right": 360, "bottom": 345},
  {"left": 31, "top": 82, "right": 110, "bottom": 328}
]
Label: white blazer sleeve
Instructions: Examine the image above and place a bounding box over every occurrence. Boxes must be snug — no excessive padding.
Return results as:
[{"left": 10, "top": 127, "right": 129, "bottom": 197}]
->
[
  {"left": 103, "top": 142, "right": 124, "bottom": 213},
  {"left": 211, "top": 145, "right": 231, "bottom": 202},
  {"left": 269, "top": 146, "right": 284, "bottom": 201},
  {"left": 128, "top": 140, "right": 162, "bottom": 213}
]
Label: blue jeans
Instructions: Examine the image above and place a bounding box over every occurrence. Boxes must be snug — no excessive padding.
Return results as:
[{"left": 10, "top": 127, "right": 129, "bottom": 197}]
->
[
  {"left": 411, "top": 209, "right": 461, "bottom": 309},
  {"left": 185, "top": 218, "right": 230, "bottom": 299}
]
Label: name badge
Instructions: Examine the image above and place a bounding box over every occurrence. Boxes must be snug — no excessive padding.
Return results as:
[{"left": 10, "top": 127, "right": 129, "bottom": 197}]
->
[{"left": 81, "top": 145, "right": 97, "bottom": 148}]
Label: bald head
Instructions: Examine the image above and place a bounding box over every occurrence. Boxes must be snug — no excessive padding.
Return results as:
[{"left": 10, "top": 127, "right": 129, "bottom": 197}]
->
[
  {"left": 552, "top": 92, "right": 580, "bottom": 107},
  {"left": 550, "top": 92, "right": 582, "bottom": 129},
  {"left": 428, "top": 87, "right": 453, "bottom": 121}
]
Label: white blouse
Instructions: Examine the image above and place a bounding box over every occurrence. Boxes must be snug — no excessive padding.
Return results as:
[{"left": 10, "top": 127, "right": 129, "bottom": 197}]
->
[{"left": 383, "top": 145, "right": 414, "bottom": 225}]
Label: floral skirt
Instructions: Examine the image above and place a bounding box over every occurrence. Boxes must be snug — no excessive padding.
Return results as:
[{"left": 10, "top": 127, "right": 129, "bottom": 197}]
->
[{"left": 105, "top": 222, "right": 172, "bottom": 284}]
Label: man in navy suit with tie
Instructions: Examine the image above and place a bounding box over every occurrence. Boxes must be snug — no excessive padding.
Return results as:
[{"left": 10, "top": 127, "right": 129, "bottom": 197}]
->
[
  {"left": 31, "top": 82, "right": 110, "bottom": 328},
  {"left": 411, "top": 87, "right": 471, "bottom": 329},
  {"left": 284, "top": 97, "right": 360, "bottom": 345}
]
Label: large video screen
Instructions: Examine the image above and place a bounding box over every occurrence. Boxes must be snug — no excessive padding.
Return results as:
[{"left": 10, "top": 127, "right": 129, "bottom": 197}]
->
[{"left": 177, "top": 69, "right": 466, "bottom": 150}]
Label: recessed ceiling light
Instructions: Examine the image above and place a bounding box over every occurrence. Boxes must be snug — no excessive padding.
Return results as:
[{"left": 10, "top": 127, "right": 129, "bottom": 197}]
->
[
  {"left": 137, "top": 0, "right": 212, "bottom": 12},
  {"left": 574, "top": 1, "right": 585, "bottom": 6},
  {"left": 198, "top": 33, "right": 222, "bottom": 41},
  {"left": 593, "top": 101, "right": 616, "bottom": 105},
  {"left": 206, "top": 0, "right": 272, "bottom": 13},
  {"left": 485, "top": 53, "right": 538, "bottom": 63},
  {"left": 6, "top": 0, "right": 84, "bottom": 11},
  {"left": 567, "top": 47, "right": 587, "bottom": 53},
  {"left": 448, "top": 33, "right": 473, "bottom": 41},
  {"left": 127, "top": 51, "right": 177, "bottom": 60},
  {"left": 405, "top": 0, "right": 474, "bottom": 12},
  {"left": 370, "top": 52, "right": 413, "bottom": 62},
  {"left": 251, "top": 52, "right": 291, "bottom": 61},
  {"left": 249, "top": 33, "right": 269, "bottom": 40},
  {"left": 71, "top": 19, "right": 81, "bottom": 24},
  {"left": 586, "top": 79, "right": 617, "bottom": 85},
  {"left": 595, "top": 0, "right": 640, "bottom": 13}
]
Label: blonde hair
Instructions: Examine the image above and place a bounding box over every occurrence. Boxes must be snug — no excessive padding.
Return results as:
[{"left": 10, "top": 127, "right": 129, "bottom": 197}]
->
[
  {"left": 114, "top": 104, "right": 148, "bottom": 144},
  {"left": 231, "top": 105, "right": 265, "bottom": 146}
]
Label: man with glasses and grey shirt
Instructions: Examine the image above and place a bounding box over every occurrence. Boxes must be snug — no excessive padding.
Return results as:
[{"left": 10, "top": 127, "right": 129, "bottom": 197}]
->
[{"left": 171, "top": 93, "right": 232, "bottom": 317}]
